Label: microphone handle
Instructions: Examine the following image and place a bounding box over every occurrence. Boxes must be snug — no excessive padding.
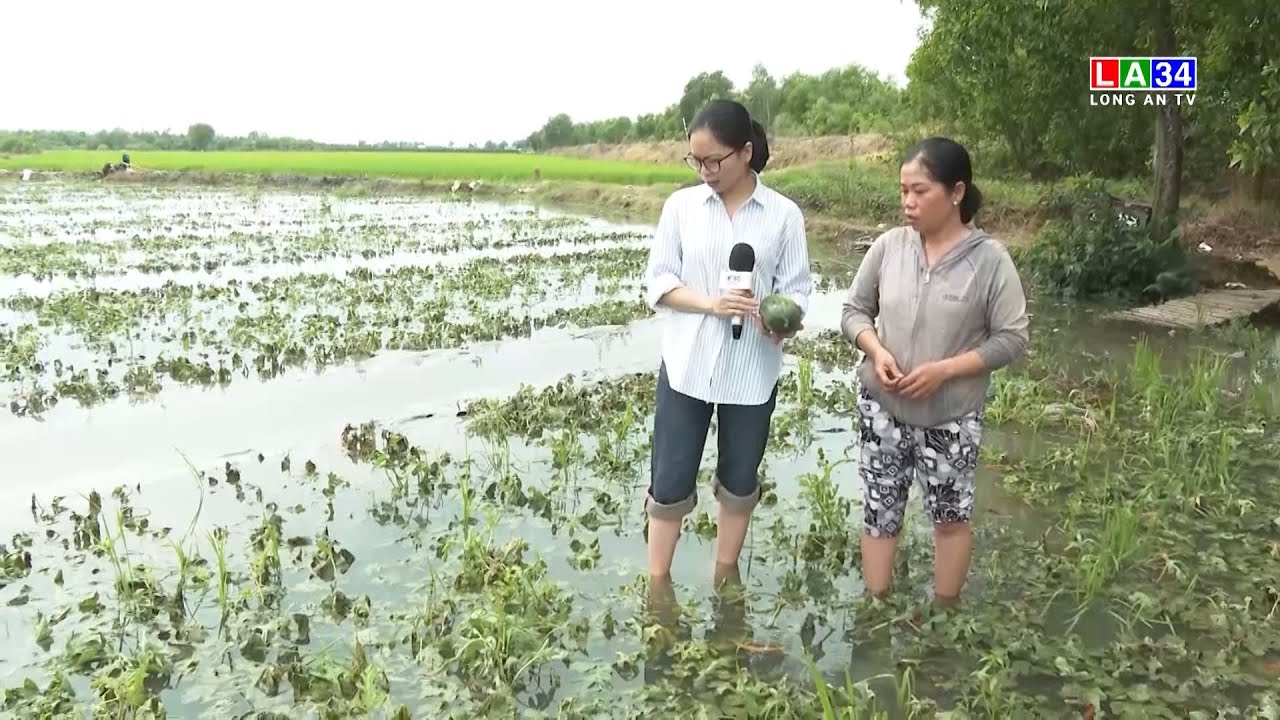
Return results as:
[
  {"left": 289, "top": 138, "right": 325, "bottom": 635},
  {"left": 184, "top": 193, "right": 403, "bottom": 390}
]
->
[{"left": 721, "top": 270, "right": 752, "bottom": 341}]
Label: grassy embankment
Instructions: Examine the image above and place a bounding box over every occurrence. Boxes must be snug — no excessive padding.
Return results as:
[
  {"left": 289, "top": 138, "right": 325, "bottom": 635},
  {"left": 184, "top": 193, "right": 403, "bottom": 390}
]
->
[
  {"left": 537, "top": 146, "right": 1280, "bottom": 286},
  {"left": 0, "top": 146, "right": 1104, "bottom": 233}
]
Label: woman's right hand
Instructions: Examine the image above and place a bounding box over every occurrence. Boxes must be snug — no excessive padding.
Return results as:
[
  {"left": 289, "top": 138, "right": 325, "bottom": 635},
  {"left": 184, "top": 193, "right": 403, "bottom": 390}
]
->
[
  {"left": 709, "top": 291, "right": 758, "bottom": 318},
  {"left": 871, "top": 347, "right": 904, "bottom": 389}
]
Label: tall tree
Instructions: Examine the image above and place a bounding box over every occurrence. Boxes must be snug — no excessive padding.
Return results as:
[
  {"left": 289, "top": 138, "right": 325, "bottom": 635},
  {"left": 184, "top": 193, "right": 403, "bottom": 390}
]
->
[
  {"left": 187, "top": 123, "right": 215, "bottom": 151},
  {"left": 1228, "top": 60, "right": 1280, "bottom": 200},
  {"left": 742, "top": 64, "right": 780, "bottom": 128},
  {"left": 907, "top": 0, "right": 1152, "bottom": 177},
  {"left": 1149, "top": 0, "right": 1183, "bottom": 244},
  {"left": 677, "top": 71, "right": 735, "bottom": 128}
]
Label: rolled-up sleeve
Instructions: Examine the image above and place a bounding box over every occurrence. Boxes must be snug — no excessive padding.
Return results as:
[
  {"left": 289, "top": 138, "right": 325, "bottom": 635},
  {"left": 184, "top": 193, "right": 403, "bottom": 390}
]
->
[
  {"left": 841, "top": 233, "right": 886, "bottom": 343},
  {"left": 975, "top": 248, "right": 1030, "bottom": 370},
  {"left": 772, "top": 206, "right": 814, "bottom": 315},
  {"left": 644, "top": 197, "right": 684, "bottom": 310}
]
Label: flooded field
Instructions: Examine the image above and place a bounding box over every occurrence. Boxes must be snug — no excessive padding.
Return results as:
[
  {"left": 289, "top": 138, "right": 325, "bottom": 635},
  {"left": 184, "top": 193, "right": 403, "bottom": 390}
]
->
[{"left": 1, "top": 180, "right": 1279, "bottom": 718}]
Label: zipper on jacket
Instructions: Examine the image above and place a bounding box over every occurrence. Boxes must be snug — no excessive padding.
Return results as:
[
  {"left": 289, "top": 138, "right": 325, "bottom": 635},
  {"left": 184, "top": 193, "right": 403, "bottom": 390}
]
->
[
  {"left": 905, "top": 258, "right": 929, "bottom": 373},
  {"left": 907, "top": 230, "right": 979, "bottom": 375}
]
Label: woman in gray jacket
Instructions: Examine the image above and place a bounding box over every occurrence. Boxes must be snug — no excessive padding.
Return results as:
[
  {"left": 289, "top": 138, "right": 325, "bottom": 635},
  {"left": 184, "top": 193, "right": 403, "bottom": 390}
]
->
[{"left": 841, "top": 137, "right": 1029, "bottom": 604}]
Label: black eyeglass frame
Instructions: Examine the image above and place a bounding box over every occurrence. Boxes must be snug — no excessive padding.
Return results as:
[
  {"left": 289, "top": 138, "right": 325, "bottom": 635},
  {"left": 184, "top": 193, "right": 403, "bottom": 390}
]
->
[{"left": 683, "top": 148, "right": 740, "bottom": 173}]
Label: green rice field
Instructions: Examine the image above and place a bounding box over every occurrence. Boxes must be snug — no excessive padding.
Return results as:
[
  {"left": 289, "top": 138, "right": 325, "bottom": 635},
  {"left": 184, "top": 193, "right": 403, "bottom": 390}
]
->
[{"left": 0, "top": 150, "right": 692, "bottom": 185}]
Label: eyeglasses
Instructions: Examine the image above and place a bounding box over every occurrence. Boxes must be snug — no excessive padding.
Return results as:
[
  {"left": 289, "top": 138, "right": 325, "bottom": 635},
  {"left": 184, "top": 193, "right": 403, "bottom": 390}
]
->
[{"left": 684, "top": 150, "right": 737, "bottom": 173}]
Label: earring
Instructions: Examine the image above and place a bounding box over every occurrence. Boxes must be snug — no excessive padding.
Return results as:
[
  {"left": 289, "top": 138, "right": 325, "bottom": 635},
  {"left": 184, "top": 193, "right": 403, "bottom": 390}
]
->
[{"left": 952, "top": 199, "right": 958, "bottom": 205}]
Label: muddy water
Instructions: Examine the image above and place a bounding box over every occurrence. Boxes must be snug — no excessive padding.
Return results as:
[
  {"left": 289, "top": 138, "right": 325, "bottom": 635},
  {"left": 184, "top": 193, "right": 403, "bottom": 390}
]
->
[
  {"left": 0, "top": 322, "right": 664, "bottom": 520},
  {"left": 0, "top": 241, "right": 650, "bottom": 297},
  {"left": 0, "top": 269, "right": 962, "bottom": 528},
  {"left": 0, "top": 182, "right": 654, "bottom": 298},
  {"left": 0, "top": 185, "right": 908, "bottom": 709},
  {"left": 0, "top": 182, "right": 653, "bottom": 247},
  {"left": 6, "top": 181, "right": 1273, "bottom": 715}
]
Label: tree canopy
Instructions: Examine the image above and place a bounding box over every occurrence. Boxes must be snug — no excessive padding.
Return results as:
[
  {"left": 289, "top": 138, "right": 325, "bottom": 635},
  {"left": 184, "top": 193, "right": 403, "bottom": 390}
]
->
[
  {"left": 520, "top": 63, "right": 912, "bottom": 151},
  {"left": 521, "top": 0, "right": 1278, "bottom": 195}
]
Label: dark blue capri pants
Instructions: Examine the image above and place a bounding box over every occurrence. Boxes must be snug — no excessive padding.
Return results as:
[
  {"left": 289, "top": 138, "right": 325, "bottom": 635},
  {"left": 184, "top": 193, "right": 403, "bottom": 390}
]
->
[{"left": 645, "top": 362, "right": 778, "bottom": 520}]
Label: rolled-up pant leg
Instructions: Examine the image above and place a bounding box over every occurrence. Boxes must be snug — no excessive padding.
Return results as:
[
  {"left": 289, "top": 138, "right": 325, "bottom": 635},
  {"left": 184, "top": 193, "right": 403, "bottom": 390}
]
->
[{"left": 646, "top": 363, "right": 713, "bottom": 519}]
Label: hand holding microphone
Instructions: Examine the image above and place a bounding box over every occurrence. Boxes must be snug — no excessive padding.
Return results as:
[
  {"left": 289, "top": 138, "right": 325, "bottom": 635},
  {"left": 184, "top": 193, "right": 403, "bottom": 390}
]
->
[
  {"left": 710, "top": 291, "right": 758, "bottom": 319},
  {"left": 719, "top": 243, "right": 757, "bottom": 339}
]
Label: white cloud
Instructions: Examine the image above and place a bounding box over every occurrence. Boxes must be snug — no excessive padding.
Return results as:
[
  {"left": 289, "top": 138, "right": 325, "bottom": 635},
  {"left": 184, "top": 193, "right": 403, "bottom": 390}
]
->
[{"left": 6, "top": 0, "right": 925, "bottom": 145}]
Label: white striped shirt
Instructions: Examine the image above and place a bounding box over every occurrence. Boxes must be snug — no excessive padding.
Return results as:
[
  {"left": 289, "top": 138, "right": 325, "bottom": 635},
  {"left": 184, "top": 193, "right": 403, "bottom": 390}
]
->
[{"left": 644, "top": 173, "right": 814, "bottom": 405}]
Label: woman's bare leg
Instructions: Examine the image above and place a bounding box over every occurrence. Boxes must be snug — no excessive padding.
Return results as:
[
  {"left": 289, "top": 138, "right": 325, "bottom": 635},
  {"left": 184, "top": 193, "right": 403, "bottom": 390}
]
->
[{"left": 932, "top": 520, "right": 972, "bottom": 604}]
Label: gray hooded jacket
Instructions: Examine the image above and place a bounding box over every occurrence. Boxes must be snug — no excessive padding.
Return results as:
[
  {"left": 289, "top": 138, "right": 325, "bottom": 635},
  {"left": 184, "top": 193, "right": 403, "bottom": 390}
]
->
[{"left": 841, "top": 225, "right": 1029, "bottom": 427}]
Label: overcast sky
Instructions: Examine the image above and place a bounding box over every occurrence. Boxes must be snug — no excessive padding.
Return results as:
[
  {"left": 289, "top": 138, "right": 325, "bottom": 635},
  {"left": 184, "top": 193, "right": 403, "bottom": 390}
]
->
[{"left": 7, "top": 0, "right": 927, "bottom": 146}]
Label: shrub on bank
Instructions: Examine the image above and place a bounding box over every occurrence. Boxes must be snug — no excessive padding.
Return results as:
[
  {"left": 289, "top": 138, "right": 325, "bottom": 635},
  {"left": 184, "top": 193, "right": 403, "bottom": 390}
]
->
[{"left": 1016, "top": 177, "right": 1194, "bottom": 301}]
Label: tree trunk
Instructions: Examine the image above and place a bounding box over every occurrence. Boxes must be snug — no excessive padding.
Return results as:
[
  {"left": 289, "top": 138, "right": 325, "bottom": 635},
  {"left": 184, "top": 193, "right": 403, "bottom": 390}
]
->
[{"left": 1150, "top": 0, "right": 1183, "bottom": 246}]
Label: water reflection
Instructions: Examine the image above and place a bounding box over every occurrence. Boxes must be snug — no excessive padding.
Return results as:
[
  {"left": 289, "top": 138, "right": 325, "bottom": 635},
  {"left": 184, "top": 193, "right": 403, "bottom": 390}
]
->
[
  {"left": 0, "top": 240, "right": 647, "bottom": 298},
  {"left": 0, "top": 321, "right": 664, "bottom": 528},
  {"left": 642, "top": 574, "right": 688, "bottom": 688}
]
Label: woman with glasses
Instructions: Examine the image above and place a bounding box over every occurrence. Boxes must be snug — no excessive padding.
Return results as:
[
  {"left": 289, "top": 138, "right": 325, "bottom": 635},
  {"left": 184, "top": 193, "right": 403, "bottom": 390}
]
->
[{"left": 642, "top": 99, "right": 814, "bottom": 581}]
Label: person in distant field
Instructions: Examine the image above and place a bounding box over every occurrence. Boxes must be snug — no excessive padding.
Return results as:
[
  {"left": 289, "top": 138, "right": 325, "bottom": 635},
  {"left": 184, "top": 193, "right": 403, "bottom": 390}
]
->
[
  {"left": 99, "top": 152, "right": 132, "bottom": 178},
  {"left": 642, "top": 99, "right": 814, "bottom": 581},
  {"left": 841, "top": 136, "right": 1029, "bottom": 605}
]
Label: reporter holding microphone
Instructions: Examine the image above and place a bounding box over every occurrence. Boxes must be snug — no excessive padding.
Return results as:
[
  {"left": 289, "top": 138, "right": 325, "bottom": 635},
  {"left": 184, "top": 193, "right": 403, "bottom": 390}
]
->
[{"left": 642, "top": 99, "right": 814, "bottom": 581}]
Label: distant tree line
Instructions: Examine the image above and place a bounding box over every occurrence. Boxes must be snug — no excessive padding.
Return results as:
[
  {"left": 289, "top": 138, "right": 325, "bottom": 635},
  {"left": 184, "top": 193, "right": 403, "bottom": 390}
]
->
[
  {"left": 521, "top": 1, "right": 1278, "bottom": 200},
  {"left": 0, "top": 122, "right": 520, "bottom": 155},
  {"left": 519, "top": 64, "right": 911, "bottom": 151}
]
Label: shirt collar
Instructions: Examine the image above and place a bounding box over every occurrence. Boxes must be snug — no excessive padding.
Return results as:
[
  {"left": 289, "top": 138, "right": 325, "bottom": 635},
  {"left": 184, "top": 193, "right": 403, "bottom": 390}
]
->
[{"left": 702, "top": 171, "right": 767, "bottom": 208}]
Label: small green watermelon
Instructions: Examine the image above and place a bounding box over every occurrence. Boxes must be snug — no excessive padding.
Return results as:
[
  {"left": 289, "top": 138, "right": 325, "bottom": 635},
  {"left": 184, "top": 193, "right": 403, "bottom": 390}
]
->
[{"left": 759, "top": 294, "right": 803, "bottom": 334}]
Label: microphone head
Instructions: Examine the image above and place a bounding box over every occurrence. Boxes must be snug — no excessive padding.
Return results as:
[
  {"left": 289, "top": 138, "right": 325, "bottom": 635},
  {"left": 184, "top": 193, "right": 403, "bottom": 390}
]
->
[{"left": 728, "top": 242, "right": 756, "bottom": 272}]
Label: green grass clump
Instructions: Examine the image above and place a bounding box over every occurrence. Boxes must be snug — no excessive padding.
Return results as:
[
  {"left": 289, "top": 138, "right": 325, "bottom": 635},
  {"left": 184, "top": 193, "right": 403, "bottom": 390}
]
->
[
  {"left": 768, "top": 161, "right": 901, "bottom": 223},
  {"left": 766, "top": 158, "right": 1152, "bottom": 234},
  {"left": 0, "top": 150, "right": 691, "bottom": 185}
]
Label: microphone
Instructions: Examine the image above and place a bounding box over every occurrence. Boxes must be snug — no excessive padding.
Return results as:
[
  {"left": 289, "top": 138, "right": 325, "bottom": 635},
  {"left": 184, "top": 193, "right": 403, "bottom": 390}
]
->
[{"left": 722, "top": 242, "right": 756, "bottom": 340}]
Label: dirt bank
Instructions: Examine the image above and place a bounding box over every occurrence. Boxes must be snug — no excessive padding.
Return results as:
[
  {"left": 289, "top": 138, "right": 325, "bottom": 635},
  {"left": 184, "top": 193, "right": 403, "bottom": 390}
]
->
[
  {"left": 1177, "top": 189, "right": 1280, "bottom": 288},
  {"left": 550, "top": 133, "right": 894, "bottom": 170}
]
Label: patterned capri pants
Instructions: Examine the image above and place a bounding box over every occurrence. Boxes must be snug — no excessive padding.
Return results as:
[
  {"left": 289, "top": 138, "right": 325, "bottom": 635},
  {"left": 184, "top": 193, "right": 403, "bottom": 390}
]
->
[{"left": 856, "top": 387, "right": 984, "bottom": 538}]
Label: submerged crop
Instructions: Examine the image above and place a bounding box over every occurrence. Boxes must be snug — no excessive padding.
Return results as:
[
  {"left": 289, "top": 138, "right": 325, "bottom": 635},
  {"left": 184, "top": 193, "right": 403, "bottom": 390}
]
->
[
  {"left": 1, "top": 181, "right": 1278, "bottom": 717},
  {"left": 0, "top": 183, "right": 658, "bottom": 417}
]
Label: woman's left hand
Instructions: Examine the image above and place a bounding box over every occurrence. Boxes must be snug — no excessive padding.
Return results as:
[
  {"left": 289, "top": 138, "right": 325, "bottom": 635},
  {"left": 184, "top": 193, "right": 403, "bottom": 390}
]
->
[
  {"left": 755, "top": 314, "right": 801, "bottom": 346},
  {"left": 896, "top": 360, "right": 953, "bottom": 399}
]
